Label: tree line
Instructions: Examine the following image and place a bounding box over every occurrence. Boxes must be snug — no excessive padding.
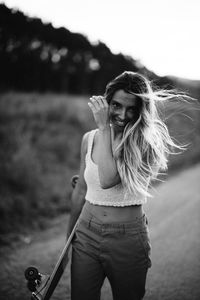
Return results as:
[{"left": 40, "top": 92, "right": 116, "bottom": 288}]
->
[{"left": 0, "top": 4, "right": 172, "bottom": 94}]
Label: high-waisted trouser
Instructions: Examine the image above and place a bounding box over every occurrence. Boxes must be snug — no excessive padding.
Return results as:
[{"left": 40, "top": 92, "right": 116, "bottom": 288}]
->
[{"left": 71, "top": 207, "right": 152, "bottom": 300}]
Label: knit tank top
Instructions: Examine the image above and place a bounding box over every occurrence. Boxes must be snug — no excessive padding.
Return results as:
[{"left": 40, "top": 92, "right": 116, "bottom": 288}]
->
[{"left": 84, "top": 129, "right": 147, "bottom": 206}]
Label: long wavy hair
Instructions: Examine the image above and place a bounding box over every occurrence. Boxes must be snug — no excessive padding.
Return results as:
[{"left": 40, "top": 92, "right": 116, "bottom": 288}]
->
[{"left": 104, "top": 71, "right": 190, "bottom": 197}]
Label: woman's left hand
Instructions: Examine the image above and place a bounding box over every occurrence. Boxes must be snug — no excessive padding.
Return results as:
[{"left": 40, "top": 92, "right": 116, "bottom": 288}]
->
[{"left": 88, "top": 96, "right": 110, "bottom": 130}]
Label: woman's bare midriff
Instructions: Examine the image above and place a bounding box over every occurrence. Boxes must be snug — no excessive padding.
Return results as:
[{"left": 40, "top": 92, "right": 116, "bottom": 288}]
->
[{"left": 82, "top": 200, "right": 144, "bottom": 223}]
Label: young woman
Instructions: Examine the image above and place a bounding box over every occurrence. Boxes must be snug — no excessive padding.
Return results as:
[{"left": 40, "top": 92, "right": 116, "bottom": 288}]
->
[{"left": 67, "top": 71, "right": 185, "bottom": 300}]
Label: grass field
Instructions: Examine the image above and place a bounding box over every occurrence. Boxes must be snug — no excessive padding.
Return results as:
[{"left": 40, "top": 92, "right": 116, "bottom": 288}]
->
[
  {"left": 0, "top": 92, "right": 96, "bottom": 235},
  {"left": 0, "top": 163, "right": 200, "bottom": 300}
]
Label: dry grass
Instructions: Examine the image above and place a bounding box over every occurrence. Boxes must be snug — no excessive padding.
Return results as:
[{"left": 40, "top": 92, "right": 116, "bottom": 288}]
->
[{"left": 0, "top": 92, "right": 95, "bottom": 234}]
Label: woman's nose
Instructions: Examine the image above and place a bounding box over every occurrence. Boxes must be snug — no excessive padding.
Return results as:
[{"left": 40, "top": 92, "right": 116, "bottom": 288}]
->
[{"left": 119, "top": 109, "right": 126, "bottom": 120}]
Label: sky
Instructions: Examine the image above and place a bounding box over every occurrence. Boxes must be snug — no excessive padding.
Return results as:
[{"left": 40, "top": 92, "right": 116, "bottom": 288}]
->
[{"left": 2, "top": 0, "right": 200, "bottom": 80}]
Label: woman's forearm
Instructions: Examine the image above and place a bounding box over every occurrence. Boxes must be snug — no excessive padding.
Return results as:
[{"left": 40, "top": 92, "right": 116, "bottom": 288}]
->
[
  {"left": 88, "top": 95, "right": 120, "bottom": 188},
  {"left": 98, "top": 126, "right": 120, "bottom": 188}
]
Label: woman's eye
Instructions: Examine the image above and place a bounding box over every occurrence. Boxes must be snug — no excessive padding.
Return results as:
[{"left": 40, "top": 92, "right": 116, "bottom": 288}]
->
[
  {"left": 112, "top": 103, "right": 119, "bottom": 108},
  {"left": 129, "top": 107, "right": 137, "bottom": 113}
]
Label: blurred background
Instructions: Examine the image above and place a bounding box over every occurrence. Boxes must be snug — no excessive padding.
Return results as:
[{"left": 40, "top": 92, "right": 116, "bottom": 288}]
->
[{"left": 0, "top": 1, "right": 200, "bottom": 299}]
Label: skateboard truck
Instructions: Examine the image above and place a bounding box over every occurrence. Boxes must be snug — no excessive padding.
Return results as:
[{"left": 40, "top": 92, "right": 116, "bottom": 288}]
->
[
  {"left": 24, "top": 218, "right": 79, "bottom": 300},
  {"left": 25, "top": 266, "right": 50, "bottom": 300}
]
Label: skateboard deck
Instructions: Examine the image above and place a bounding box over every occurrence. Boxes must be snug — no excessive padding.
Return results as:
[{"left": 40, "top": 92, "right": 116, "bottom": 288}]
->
[
  {"left": 25, "top": 175, "right": 79, "bottom": 300},
  {"left": 25, "top": 219, "right": 78, "bottom": 300}
]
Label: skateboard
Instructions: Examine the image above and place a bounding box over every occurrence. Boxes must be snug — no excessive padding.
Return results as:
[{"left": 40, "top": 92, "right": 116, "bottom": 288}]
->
[{"left": 24, "top": 175, "right": 79, "bottom": 300}]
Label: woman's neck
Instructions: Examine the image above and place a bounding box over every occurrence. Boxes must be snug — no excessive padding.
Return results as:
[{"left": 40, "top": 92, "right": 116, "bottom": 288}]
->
[{"left": 111, "top": 125, "right": 123, "bottom": 141}]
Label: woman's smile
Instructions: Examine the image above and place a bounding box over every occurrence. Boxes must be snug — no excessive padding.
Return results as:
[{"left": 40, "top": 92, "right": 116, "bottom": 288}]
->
[{"left": 112, "top": 117, "right": 129, "bottom": 127}]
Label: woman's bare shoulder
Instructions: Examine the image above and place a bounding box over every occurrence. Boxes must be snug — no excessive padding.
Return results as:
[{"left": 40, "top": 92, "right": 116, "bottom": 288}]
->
[{"left": 81, "top": 129, "right": 96, "bottom": 152}]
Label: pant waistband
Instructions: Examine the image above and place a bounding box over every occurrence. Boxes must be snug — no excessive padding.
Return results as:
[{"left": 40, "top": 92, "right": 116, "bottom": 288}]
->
[{"left": 79, "top": 211, "right": 148, "bottom": 234}]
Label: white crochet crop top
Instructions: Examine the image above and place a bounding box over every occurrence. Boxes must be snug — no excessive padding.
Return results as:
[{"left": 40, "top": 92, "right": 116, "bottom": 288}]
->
[{"left": 84, "top": 129, "right": 147, "bottom": 206}]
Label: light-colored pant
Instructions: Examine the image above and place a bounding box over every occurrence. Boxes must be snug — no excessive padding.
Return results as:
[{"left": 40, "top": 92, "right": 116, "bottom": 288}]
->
[{"left": 71, "top": 207, "right": 151, "bottom": 300}]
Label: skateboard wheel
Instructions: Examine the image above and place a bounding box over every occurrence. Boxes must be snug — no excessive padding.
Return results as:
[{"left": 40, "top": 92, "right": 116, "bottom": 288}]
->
[
  {"left": 27, "top": 280, "right": 36, "bottom": 292},
  {"left": 25, "top": 266, "right": 39, "bottom": 281}
]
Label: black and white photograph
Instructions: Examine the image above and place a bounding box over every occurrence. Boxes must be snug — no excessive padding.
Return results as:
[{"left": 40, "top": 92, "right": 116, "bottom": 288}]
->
[{"left": 0, "top": 1, "right": 200, "bottom": 299}]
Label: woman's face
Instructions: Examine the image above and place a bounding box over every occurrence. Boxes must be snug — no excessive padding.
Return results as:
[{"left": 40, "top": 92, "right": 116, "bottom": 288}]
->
[{"left": 109, "top": 89, "right": 141, "bottom": 132}]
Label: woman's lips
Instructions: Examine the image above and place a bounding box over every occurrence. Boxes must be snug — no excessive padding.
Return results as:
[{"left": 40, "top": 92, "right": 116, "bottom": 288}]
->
[{"left": 114, "top": 119, "right": 127, "bottom": 127}]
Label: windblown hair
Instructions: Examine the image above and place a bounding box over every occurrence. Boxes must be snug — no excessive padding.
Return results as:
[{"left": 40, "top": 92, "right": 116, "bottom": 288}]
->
[{"left": 104, "top": 71, "right": 190, "bottom": 197}]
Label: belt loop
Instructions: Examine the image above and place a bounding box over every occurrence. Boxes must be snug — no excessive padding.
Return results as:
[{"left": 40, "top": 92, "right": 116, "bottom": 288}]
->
[{"left": 88, "top": 217, "right": 92, "bottom": 228}]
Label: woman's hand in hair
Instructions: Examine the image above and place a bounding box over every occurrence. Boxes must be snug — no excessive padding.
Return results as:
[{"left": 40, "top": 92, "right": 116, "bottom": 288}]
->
[{"left": 88, "top": 96, "right": 110, "bottom": 130}]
